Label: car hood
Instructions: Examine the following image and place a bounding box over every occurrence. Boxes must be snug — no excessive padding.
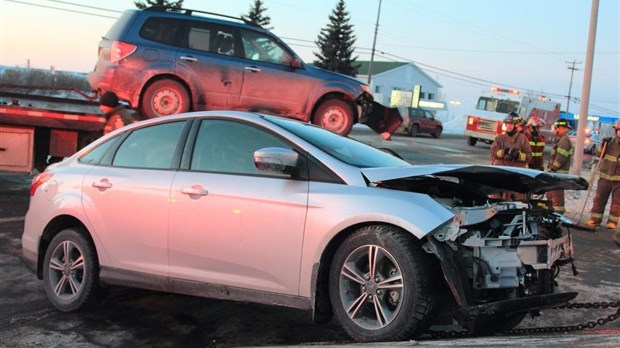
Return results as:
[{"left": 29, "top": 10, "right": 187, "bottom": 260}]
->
[
  {"left": 361, "top": 165, "right": 588, "bottom": 194},
  {"left": 305, "top": 64, "right": 365, "bottom": 85}
]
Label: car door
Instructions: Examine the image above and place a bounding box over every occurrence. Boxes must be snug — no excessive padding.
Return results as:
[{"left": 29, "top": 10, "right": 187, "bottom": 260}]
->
[
  {"left": 175, "top": 21, "right": 243, "bottom": 109},
  {"left": 168, "top": 119, "right": 308, "bottom": 295},
  {"left": 81, "top": 121, "right": 187, "bottom": 275},
  {"left": 237, "top": 29, "right": 311, "bottom": 117}
]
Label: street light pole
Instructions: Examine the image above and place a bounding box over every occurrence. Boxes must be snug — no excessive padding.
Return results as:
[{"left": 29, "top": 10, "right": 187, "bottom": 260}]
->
[
  {"left": 449, "top": 100, "right": 461, "bottom": 119},
  {"left": 367, "top": 0, "right": 382, "bottom": 85}
]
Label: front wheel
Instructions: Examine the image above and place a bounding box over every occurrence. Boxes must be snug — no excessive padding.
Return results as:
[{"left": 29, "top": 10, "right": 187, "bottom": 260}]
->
[
  {"left": 141, "top": 79, "right": 190, "bottom": 118},
  {"left": 329, "top": 225, "right": 436, "bottom": 342},
  {"left": 43, "top": 228, "right": 101, "bottom": 312},
  {"left": 313, "top": 99, "right": 354, "bottom": 136},
  {"left": 431, "top": 127, "right": 442, "bottom": 138}
]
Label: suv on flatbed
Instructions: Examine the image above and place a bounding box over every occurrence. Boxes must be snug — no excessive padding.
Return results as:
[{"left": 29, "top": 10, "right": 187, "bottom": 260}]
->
[{"left": 88, "top": 6, "right": 398, "bottom": 136}]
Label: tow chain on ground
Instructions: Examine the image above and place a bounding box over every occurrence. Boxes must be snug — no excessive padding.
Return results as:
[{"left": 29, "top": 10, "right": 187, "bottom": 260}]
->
[{"left": 427, "top": 301, "right": 620, "bottom": 339}]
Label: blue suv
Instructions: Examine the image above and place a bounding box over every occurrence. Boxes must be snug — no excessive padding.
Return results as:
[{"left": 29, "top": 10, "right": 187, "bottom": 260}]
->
[{"left": 88, "top": 6, "right": 400, "bottom": 136}]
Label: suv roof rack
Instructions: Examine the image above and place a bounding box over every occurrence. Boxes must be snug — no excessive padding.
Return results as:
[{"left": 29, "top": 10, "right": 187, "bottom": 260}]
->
[{"left": 145, "top": 6, "right": 262, "bottom": 28}]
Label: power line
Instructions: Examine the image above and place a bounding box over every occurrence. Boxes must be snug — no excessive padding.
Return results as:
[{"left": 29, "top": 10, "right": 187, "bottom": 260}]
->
[
  {"left": 5, "top": 0, "right": 118, "bottom": 18},
  {"left": 44, "top": 0, "right": 122, "bottom": 13}
]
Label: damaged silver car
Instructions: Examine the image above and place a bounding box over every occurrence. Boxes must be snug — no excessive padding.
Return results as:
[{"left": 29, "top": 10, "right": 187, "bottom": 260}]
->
[{"left": 22, "top": 111, "right": 587, "bottom": 342}]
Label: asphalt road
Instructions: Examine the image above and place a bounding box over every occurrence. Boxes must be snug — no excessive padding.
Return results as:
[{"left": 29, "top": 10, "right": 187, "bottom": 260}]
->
[{"left": 0, "top": 129, "right": 618, "bottom": 347}]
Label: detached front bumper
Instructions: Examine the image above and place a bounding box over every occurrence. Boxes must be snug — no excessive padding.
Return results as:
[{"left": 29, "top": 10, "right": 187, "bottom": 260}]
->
[
  {"left": 459, "top": 291, "right": 578, "bottom": 321},
  {"left": 357, "top": 93, "right": 403, "bottom": 137}
]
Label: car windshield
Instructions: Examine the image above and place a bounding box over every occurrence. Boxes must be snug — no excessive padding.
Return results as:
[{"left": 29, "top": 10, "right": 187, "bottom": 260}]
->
[{"left": 265, "top": 116, "right": 410, "bottom": 168}]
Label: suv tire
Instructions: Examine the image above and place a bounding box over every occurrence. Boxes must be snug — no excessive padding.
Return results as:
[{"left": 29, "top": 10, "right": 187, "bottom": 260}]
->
[
  {"left": 142, "top": 79, "right": 190, "bottom": 118},
  {"left": 313, "top": 99, "right": 354, "bottom": 136}
]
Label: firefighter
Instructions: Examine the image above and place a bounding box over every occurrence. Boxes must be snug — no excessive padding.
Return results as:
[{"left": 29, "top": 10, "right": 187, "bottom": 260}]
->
[
  {"left": 586, "top": 119, "right": 620, "bottom": 231},
  {"left": 491, "top": 112, "right": 532, "bottom": 201},
  {"left": 99, "top": 91, "right": 141, "bottom": 135},
  {"left": 546, "top": 118, "right": 573, "bottom": 214},
  {"left": 524, "top": 116, "right": 546, "bottom": 171},
  {"left": 491, "top": 112, "right": 532, "bottom": 168}
]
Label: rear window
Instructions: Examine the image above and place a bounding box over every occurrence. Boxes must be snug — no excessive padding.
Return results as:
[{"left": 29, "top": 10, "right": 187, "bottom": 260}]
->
[{"left": 104, "top": 11, "right": 136, "bottom": 40}]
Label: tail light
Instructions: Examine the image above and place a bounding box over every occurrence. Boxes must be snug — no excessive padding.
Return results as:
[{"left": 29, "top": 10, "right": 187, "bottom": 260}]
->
[
  {"left": 30, "top": 172, "right": 53, "bottom": 196},
  {"left": 110, "top": 41, "right": 137, "bottom": 63}
]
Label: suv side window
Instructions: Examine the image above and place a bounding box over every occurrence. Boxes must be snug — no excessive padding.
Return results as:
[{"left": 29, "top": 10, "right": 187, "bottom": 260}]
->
[
  {"left": 190, "top": 119, "right": 291, "bottom": 176},
  {"left": 140, "top": 17, "right": 182, "bottom": 46},
  {"left": 240, "top": 29, "right": 293, "bottom": 65},
  {"left": 112, "top": 121, "right": 185, "bottom": 169},
  {"left": 185, "top": 21, "right": 236, "bottom": 56}
]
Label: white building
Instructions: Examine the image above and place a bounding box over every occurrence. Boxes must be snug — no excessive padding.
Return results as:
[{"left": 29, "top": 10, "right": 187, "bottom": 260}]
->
[{"left": 356, "top": 61, "right": 446, "bottom": 113}]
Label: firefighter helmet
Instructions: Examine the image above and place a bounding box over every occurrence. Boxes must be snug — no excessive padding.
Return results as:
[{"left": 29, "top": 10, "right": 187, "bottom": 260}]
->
[
  {"left": 527, "top": 116, "right": 545, "bottom": 128},
  {"left": 504, "top": 112, "right": 521, "bottom": 124},
  {"left": 553, "top": 118, "right": 572, "bottom": 129}
]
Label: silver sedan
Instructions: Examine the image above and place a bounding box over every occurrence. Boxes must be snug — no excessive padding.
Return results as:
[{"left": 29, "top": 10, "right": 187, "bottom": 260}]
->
[{"left": 22, "top": 111, "right": 587, "bottom": 342}]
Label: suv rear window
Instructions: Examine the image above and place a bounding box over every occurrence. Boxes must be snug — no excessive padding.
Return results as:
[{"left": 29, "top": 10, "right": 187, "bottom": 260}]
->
[{"left": 104, "top": 11, "right": 135, "bottom": 40}]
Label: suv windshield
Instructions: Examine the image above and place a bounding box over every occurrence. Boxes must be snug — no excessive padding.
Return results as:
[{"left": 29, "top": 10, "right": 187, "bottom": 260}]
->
[{"left": 266, "top": 116, "right": 410, "bottom": 168}]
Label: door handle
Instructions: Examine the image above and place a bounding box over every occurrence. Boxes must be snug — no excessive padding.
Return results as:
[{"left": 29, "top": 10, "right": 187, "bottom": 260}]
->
[
  {"left": 181, "top": 185, "right": 209, "bottom": 196},
  {"left": 180, "top": 56, "right": 198, "bottom": 62},
  {"left": 92, "top": 179, "right": 112, "bottom": 190},
  {"left": 244, "top": 66, "right": 261, "bottom": 73}
]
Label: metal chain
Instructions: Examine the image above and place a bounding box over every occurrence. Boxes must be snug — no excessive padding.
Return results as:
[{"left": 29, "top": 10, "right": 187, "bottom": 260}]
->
[{"left": 426, "top": 301, "right": 620, "bottom": 339}]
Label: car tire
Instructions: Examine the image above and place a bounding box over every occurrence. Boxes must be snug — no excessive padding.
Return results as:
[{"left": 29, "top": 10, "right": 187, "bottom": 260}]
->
[
  {"left": 431, "top": 127, "right": 442, "bottom": 138},
  {"left": 43, "top": 228, "right": 101, "bottom": 312},
  {"left": 329, "top": 225, "right": 436, "bottom": 342},
  {"left": 467, "top": 136, "right": 478, "bottom": 146},
  {"left": 313, "top": 99, "right": 354, "bottom": 136},
  {"left": 141, "top": 79, "right": 190, "bottom": 118},
  {"left": 409, "top": 124, "right": 419, "bottom": 137}
]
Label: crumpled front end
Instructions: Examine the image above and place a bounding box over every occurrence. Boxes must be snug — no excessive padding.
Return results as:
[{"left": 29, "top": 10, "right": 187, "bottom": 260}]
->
[{"left": 423, "top": 199, "right": 577, "bottom": 329}]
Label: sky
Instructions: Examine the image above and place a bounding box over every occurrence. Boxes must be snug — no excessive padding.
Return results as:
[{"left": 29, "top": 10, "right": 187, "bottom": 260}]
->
[{"left": 1, "top": 0, "right": 618, "bottom": 118}]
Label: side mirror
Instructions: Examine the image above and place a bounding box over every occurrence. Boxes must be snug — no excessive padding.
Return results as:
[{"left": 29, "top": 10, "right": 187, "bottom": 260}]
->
[{"left": 254, "top": 147, "right": 299, "bottom": 175}]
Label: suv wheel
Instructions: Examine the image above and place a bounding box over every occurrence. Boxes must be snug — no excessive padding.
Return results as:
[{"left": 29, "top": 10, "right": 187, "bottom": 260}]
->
[
  {"left": 313, "top": 99, "right": 354, "bottom": 136},
  {"left": 142, "top": 79, "right": 190, "bottom": 118},
  {"left": 431, "top": 127, "right": 442, "bottom": 138},
  {"left": 408, "top": 124, "right": 419, "bottom": 137}
]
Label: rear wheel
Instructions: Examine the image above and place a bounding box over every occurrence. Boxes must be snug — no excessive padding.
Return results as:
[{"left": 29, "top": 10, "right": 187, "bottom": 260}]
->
[
  {"left": 313, "top": 99, "right": 354, "bottom": 136},
  {"left": 141, "top": 79, "right": 190, "bottom": 118},
  {"left": 409, "top": 124, "right": 419, "bottom": 137},
  {"left": 329, "top": 225, "right": 436, "bottom": 342},
  {"left": 467, "top": 136, "right": 478, "bottom": 146},
  {"left": 43, "top": 228, "right": 101, "bottom": 312}
]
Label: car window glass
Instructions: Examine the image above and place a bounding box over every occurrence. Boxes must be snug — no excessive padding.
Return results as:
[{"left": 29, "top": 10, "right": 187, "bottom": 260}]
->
[
  {"left": 240, "top": 29, "right": 292, "bottom": 65},
  {"left": 191, "top": 120, "right": 291, "bottom": 176},
  {"left": 79, "top": 137, "right": 119, "bottom": 165},
  {"left": 112, "top": 121, "right": 185, "bottom": 169},
  {"left": 140, "top": 17, "right": 182, "bottom": 46},
  {"left": 186, "top": 22, "right": 236, "bottom": 56},
  {"left": 424, "top": 111, "right": 433, "bottom": 119}
]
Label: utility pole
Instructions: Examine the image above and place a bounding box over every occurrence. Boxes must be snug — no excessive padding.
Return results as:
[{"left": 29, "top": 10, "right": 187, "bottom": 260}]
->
[
  {"left": 367, "top": 0, "right": 382, "bottom": 84},
  {"left": 573, "top": 0, "right": 599, "bottom": 176},
  {"left": 565, "top": 60, "right": 582, "bottom": 116}
]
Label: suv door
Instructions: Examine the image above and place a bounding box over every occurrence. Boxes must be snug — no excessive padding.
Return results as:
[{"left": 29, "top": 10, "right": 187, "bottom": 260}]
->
[
  {"left": 175, "top": 21, "right": 243, "bottom": 109},
  {"left": 237, "top": 29, "right": 311, "bottom": 117}
]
